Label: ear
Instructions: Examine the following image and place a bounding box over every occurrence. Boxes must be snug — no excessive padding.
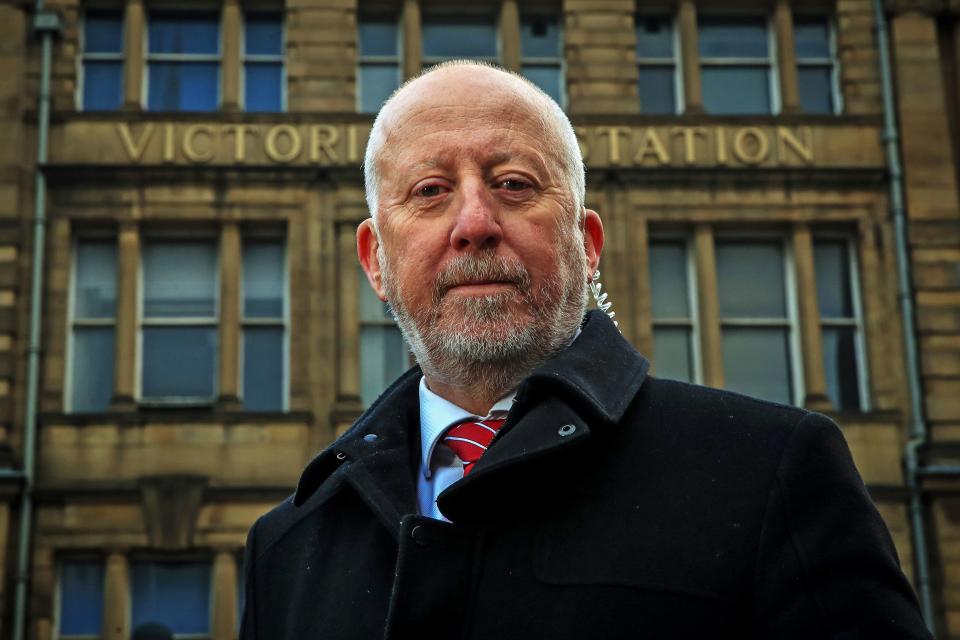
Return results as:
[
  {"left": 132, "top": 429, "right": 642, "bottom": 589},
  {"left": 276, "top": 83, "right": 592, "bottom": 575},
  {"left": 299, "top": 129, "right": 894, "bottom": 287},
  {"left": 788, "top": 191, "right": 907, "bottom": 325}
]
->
[
  {"left": 357, "top": 218, "right": 388, "bottom": 301},
  {"left": 582, "top": 208, "right": 604, "bottom": 280}
]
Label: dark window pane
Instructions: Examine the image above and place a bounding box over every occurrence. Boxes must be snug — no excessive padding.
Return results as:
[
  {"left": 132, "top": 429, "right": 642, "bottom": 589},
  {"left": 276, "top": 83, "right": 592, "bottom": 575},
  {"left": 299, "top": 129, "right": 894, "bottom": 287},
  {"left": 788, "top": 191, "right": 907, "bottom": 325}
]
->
[
  {"left": 71, "top": 327, "right": 115, "bottom": 412},
  {"left": 60, "top": 561, "right": 104, "bottom": 635},
  {"left": 814, "top": 239, "right": 853, "bottom": 318},
  {"left": 243, "top": 327, "right": 284, "bottom": 411},
  {"left": 422, "top": 15, "right": 496, "bottom": 59},
  {"left": 636, "top": 15, "right": 673, "bottom": 58},
  {"left": 653, "top": 327, "right": 694, "bottom": 382},
  {"left": 722, "top": 327, "right": 793, "bottom": 404},
  {"left": 702, "top": 67, "right": 771, "bottom": 114},
  {"left": 522, "top": 64, "right": 562, "bottom": 103},
  {"left": 245, "top": 12, "right": 282, "bottom": 55},
  {"left": 799, "top": 65, "right": 834, "bottom": 114},
  {"left": 650, "top": 241, "right": 689, "bottom": 318},
  {"left": 639, "top": 66, "right": 677, "bottom": 114},
  {"left": 699, "top": 17, "right": 768, "bottom": 58},
  {"left": 83, "top": 61, "right": 124, "bottom": 111},
  {"left": 148, "top": 62, "right": 219, "bottom": 111},
  {"left": 361, "top": 325, "right": 408, "bottom": 407},
  {"left": 822, "top": 326, "right": 861, "bottom": 411},
  {"left": 717, "top": 241, "right": 786, "bottom": 317},
  {"left": 142, "top": 327, "right": 217, "bottom": 398},
  {"left": 359, "top": 15, "right": 399, "bottom": 57},
  {"left": 149, "top": 11, "right": 219, "bottom": 55},
  {"left": 521, "top": 14, "right": 560, "bottom": 57},
  {"left": 243, "top": 241, "right": 284, "bottom": 318},
  {"left": 85, "top": 10, "right": 123, "bottom": 53},
  {"left": 794, "top": 16, "right": 831, "bottom": 58},
  {"left": 245, "top": 62, "right": 283, "bottom": 112},
  {"left": 131, "top": 562, "right": 210, "bottom": 634},
  {"left": 75, "top": 240, "right": 117, "bottom": 318},
  {"left": 143, "top": 241, "right": 217, "bottom": 318},
  {"left": 360, "top": 64, "right": 400, "bottom": 113}
]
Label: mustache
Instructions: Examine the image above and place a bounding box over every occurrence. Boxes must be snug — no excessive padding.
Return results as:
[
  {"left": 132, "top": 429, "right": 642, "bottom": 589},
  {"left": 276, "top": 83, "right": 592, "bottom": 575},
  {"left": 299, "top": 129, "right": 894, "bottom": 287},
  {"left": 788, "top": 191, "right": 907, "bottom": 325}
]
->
[{"left": 432, "top": 253, "right": 532, "bottom": 300}]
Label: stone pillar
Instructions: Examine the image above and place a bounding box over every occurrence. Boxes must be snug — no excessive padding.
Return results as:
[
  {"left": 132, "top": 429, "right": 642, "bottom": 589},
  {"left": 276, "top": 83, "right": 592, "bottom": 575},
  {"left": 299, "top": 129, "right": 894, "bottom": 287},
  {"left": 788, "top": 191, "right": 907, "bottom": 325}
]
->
[
  {"left": 221, "top": 0, "right": 242, "bottom": 111},
  {"left": 218, "top": 223, "right": 241, "bottom": 409},
  {"left": 211, "top": 549, "right": 239, "bottom": 640},
  {"left": 102, "top": 550, "right": 130, "bottom": 640},
  {"left": 112, "top": 223, "right": 139, "bottom": 410},
  {"left": 677, "top": 0, "right": 703, "bottom": 113},
  {"left": 694, "top": 224, "right": 723, "bottom": 388},
  {"left": 338, "top": 225, "right": 360, "bottom": 402},
  {"left": 402, "top": 0, "right": 421, "bottom": 79},
  {"left": 500, "top": 0, "right": 521, "bottom": 72},
  {"left": 631, "top": 216, "right": 654, "bottom": 358},
  {"left": 774, "top": 0, "right": 800, "bottom": 113},
  {"left": 792, "top": 224, "right": 831, "bottom": 410},
  {"left": 122, "top": 0, "right": 144, "bottom": 110}
]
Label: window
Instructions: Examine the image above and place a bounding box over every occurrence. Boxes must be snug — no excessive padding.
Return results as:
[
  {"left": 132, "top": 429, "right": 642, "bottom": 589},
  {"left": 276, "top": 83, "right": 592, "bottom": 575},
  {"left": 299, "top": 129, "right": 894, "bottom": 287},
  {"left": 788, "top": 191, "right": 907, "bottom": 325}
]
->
[
  {"left": 359, "top": 267, "right": 408, "bottom": 407},
  {"left": 794, "top": 15, "right": 839, "bottom": 114},
  {"left": 358, "top": 12, "right": 402, "bottom": 113},
  {"left": 57, "top": 560, "right": 104, "bottom": 639},
  {"left": 80, "top": 9, "right": 124, "bottom": 111},
  {"left": 422, "top": 11, "right": 498, "bottom": 67},
  {"left": 699, "top": 16, "right": 776, "bottom": 115},
  {"left": 242, "top": 238, "right": 287, "bottom": 411},
  {"left": 649, "top": 239, "right": 699, "bottom": 382},
  {"left": 140, "top": 239, "right": 219, "bottom": 403},
  {"left": 68, "top": 239, "right": 117, "bottom": 412},
  {"left": 716, "top": 239, "right": 799, "bottom": 405},
  {"left": 147, "top": 11, "right": 220, "bottom": 111},
  {"left": 521, "top": 12, "right": 564, "bottom": 105},
  {"left": 243, "top": 11, "right": 284, "bottom": 112},
  {"left": 814, "top": 237, "right": 867, "bottom": 410},
  {"left": 635, "top": 14, "right": 680, "bottom": 114},
  {"left": 131, "top": 561, "right": 211, "bottom": 638}
]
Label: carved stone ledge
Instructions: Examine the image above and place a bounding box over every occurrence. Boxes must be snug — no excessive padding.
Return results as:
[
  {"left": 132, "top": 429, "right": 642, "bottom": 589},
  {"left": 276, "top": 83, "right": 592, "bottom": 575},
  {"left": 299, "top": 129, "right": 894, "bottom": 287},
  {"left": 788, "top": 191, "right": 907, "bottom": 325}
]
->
[{"left": 884, "top": 0, "right": 948, "bottom": 16}]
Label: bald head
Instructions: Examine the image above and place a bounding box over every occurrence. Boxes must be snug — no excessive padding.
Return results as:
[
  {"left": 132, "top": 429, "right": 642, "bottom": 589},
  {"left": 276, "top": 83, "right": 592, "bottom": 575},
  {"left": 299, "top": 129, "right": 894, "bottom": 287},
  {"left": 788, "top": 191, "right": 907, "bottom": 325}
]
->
[{"left": 363, "top": 61, "right": 585, "bottom": 225}]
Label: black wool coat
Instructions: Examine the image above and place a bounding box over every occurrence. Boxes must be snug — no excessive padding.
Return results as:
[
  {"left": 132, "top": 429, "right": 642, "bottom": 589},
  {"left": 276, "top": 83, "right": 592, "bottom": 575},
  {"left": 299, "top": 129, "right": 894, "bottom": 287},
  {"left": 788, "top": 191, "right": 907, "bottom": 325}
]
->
[{"left": 241, "top": 311, "right": 931, "bottom": 640}]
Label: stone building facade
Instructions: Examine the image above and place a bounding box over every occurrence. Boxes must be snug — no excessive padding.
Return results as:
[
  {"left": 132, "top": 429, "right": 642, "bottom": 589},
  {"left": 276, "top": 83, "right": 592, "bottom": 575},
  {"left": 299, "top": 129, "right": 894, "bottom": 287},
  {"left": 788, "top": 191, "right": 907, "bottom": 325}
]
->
[{"left": 0, "top": 0, "right": 958, "bottom": 637}]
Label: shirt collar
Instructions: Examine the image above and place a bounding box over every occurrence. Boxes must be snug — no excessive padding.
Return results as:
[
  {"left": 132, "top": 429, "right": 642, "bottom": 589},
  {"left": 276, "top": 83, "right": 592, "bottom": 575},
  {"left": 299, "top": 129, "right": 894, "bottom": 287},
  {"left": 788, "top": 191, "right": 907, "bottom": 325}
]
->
[{"left": 418, "top": 377, "right": 516, "bottom": 479}]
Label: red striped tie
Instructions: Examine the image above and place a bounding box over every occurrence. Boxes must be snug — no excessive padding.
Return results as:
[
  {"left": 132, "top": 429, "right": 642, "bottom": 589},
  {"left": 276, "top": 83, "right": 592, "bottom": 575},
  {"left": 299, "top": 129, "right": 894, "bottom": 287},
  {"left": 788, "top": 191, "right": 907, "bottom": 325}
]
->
[{"left": 443, "top": 418, "right": 507, "bottom": 476}]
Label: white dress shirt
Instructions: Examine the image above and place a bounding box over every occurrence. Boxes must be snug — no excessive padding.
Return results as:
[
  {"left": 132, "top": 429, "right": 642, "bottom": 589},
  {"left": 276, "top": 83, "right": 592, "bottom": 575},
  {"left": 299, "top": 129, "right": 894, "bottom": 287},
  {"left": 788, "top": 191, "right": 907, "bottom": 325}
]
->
[{"left": 417, "top": 377, "right": 516, "bottom": 521}]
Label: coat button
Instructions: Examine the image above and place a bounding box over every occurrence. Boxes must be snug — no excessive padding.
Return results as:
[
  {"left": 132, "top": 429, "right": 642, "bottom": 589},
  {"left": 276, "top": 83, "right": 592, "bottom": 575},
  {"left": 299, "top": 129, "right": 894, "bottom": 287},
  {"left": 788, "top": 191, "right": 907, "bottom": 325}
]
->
[
  {"left": 411, "top": 525, "right": 429, "bottom": 547},
  {"left": 558, "top": 424, "right": 577, "bottom": 437},
  {"left": 363, "top": 433, "right": 378, "bottom": 443}
]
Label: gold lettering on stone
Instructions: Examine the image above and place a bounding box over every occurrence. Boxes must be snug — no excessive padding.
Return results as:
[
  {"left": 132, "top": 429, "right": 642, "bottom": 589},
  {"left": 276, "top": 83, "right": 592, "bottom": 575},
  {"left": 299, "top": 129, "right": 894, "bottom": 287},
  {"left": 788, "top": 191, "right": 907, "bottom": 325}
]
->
[
  {"left": 716, "top": 127, "right": 728, "bottom": 165},
  {"left": 599, "top": 126, "right": 628, "bottom": 165},
  {"left": 309, "top": 125, "right": 340, "bottom": 164},
  {"left": 224, "top": 124, "right": 256, "bottom": 163},
  {"left": 346, "top": 125, "right": 360, "bottom": 163},
  {"left": 162, "top": 124, "right": 176, "bottom": 163},
  {"left": 732, "top": 127, "right": 769, "bottom": 165},
  {"left": 116, "top": 123, "right": 155, "bottom": 162},
  {"left": 671, "top": 127, "right": 707, "bottom": 165},
  {"left": 265, "top": 125, "right": 303, "bottom": 163},
  {"left": 633, "top": 128, "right": 670, "bottom": 165},
  {"left": 182, "top": 124, "right": 215, "bottom": 163},
  {"left": 776, "top": 127, "right": 814, "bottom": 165}
]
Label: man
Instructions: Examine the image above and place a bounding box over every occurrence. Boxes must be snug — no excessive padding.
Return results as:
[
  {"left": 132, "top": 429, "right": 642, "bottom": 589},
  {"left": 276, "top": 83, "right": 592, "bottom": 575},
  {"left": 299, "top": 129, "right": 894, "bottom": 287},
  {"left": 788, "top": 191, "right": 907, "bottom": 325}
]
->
[{"left": 240, "top": 61, "right": 931, "bottom": 639}]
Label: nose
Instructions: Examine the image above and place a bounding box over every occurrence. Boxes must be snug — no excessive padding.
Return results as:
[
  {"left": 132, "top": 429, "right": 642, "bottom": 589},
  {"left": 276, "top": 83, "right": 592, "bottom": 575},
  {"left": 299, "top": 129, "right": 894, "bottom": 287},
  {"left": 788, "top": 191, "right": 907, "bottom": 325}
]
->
[{"left": 449, "top": 182, "right": 503, "bottom": 251}]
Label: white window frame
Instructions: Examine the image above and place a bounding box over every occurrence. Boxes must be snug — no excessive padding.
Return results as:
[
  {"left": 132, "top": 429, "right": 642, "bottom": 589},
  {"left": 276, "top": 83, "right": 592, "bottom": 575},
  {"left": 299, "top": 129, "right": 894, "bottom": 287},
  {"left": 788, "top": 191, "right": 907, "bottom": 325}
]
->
[
  {"left": 420, "top": 7, "right": 501, "bottom": 68},
  {"left": 715, "top": 232, "right": 804, "bottom": 406},
  {"left": 356, "top": 10, "right": 403, "bottom": 113},
  {"left": 519, "top": 9, "right": 567, "bottom": 109},
  {"left": 634, "top": 12, "right": 684, "bottom": 115},
  {"left": 239, "top": 233, "right": 289, "bottom": 412},
  {"left": 698, "top": 12, "right": 781, "bottom": 115},
  {"left": 814, "top": 232, "right": 870, "bottom": 411},
  {"left": 794, "top": 12, "right": 843, "bottom": 115},
  {"left": 77, "top": 7, "right": 125, "bottom": 111},
  {"left": 240, "top": 9, "right": 287, "bottom": 112},
  {"left": 648, "top": 233, "right": 702, "bottom": 384},
  {"left": 137, "top": 234, "right": 221, "bottom": 406},
  {"left": 143, "top": 8, "right": 223, "bottom": 110},
  {"left": 65, "top": 234, "right": 117, "bottom": 414}
]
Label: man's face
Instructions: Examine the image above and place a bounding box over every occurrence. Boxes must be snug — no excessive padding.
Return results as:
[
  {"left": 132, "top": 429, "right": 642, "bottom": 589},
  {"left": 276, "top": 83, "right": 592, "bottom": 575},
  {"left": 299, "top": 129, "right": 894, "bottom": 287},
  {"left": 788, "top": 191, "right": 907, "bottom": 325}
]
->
[{"left": 358, "top": 70, "right": 603, "bottom": 379}]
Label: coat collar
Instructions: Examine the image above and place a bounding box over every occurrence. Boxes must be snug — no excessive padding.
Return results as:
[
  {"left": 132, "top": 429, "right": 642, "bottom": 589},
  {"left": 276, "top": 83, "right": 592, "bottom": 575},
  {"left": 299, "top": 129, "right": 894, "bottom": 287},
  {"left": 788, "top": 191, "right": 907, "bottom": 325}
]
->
[{"left": 293, "top": 311, "right": 649, "bottom": 532}]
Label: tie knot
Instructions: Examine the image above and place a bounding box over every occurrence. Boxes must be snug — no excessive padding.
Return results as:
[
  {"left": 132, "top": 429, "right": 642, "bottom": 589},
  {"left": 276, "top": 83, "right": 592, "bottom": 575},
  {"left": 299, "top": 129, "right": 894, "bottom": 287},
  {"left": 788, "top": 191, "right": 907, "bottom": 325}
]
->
[{"left": 443, "top": 418, "right": 506, "bottom": 475}]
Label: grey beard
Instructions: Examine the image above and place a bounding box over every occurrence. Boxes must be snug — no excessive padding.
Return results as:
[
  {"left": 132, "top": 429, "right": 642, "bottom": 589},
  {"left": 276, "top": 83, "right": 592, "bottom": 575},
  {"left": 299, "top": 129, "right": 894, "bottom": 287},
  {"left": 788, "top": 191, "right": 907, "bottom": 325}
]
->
[{"left": 379, "top": 245, "right": 588, "bottom": 399}]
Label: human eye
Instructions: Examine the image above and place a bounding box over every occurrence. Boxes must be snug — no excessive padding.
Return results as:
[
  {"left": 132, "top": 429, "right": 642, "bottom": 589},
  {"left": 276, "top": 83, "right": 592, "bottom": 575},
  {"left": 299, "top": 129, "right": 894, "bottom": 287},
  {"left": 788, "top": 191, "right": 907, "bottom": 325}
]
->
[
  {"left": 412, "top": 182, "right": 447, "bottom": 198},
  {"left": 499, "top": 178, "right": 532, "bottom": 192}
]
